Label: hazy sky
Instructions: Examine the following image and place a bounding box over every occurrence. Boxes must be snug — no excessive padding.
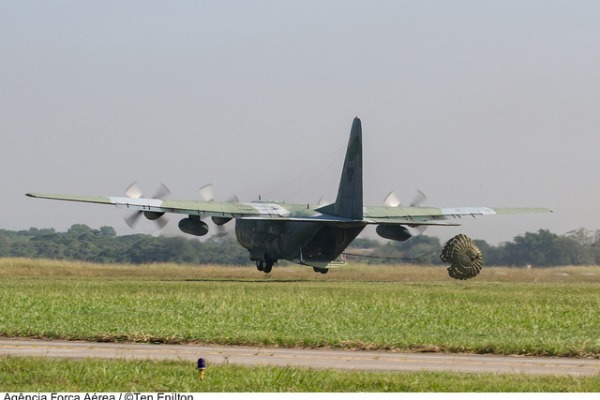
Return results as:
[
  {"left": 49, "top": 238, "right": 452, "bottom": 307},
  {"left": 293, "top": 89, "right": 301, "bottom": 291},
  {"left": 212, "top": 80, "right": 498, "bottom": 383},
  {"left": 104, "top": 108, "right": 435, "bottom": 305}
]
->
[{"left": 2, "top": 1, "right": 599, "bottom": 245}]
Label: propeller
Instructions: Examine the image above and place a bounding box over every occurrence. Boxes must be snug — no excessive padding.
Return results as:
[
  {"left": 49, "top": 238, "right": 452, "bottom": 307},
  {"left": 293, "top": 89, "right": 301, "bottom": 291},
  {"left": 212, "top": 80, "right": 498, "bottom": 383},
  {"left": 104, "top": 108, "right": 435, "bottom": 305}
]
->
[
  {"left": 198, "top": 183, "right": 215, "bottom": 202},
  {"left": 211, "top": 224, "right": 229, "bottom": 239},
  {"left": 197, "top": 183, "right": 237, "bottom": 238},
  {"left": 384, "top": 191, "right": 401, "bottom": 207},
  {"left": 123, "top": 182, "right": 170, "bottom": 230},
  {"left": 317, "top": 196, "right": 331, "bottom": 207},
  {"left": 383, "top": 189, "right": 429, "bottom": 236},
  {"left": 384, "top": 189, "right": 427, "bottom": 208},
  {"left": 409, "top": 189, "right": 427, "bottom": 207}
]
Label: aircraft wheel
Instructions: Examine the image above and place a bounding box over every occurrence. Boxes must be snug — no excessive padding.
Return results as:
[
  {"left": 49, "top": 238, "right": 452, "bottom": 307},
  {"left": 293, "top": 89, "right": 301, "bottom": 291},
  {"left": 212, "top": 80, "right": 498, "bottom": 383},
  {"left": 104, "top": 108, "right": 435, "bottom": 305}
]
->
[
  {"left": 263, "top": 263, "right": 273, "bottom": 273},
  {"left": 263, "top": 258, "right": 274, "bottom": 273},
  {"left": 313, "top": 267, "right": 328, "bottom": 274},
  {"left": 256, "top": 261, "right": 264, "bottom": 272}
]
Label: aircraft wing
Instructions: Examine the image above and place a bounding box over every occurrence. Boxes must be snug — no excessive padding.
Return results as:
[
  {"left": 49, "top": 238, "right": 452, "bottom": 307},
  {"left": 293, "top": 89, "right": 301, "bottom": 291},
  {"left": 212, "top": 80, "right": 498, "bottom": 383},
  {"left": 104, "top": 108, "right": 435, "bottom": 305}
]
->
[
  {"left": 25, "top": 193, "right": 360, "bottom": 222},
  {"left": 26, "top": 193, "right": 552, "bottom": 226},
  {"left": 363, "top": 205, "right": 552, "bottom": 226},
  {"left": 25, "top": 193, "right": 263, "bottom": 219}
]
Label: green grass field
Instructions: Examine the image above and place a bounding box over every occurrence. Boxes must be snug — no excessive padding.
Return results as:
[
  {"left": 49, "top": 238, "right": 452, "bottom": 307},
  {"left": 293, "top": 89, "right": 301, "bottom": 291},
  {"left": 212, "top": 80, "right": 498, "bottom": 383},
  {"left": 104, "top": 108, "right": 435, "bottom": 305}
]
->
[
  {"left": 1, "top": 258, "right": 599, "bottom": 356},
  {"left": 2, "top": 356, "right": 599, "bottom": 392},
  {"left": 1, "top": 258, "right": 599, "bottom": 391}
]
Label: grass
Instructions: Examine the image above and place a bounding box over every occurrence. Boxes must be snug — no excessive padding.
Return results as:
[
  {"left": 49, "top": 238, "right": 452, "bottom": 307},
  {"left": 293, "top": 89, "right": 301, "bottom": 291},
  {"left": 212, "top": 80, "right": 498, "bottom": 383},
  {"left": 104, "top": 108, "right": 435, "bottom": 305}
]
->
[
  {"left": 1, "top": 356, "right": 599, "bottom": 392},
  {"left": 1, "top": 258, "right": 600, "bottom": 392},
  {"left": 3, "top": 257, "right": 600, "bottom": 283},
  {"left": 1, "top": 258, "right": 599, "bottom": 356}
]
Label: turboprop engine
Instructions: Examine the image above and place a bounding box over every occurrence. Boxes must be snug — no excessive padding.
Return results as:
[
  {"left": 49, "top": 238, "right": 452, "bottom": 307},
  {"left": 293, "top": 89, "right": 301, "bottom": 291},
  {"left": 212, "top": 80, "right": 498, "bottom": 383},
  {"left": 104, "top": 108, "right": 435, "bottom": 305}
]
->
[
  {"left": 376, "top": 225, "right": 412, "bottom": 242},
  {"left": 178, "top": 217, "right": 209, "bottom": 236}
]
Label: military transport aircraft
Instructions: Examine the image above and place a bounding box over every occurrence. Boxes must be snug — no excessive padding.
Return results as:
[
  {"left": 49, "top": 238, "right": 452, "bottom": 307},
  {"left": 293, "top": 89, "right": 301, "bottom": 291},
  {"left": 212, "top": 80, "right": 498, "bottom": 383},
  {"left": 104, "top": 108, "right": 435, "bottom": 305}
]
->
[{"left": 27, "top": 118, "right": 550, "bottom": 274}]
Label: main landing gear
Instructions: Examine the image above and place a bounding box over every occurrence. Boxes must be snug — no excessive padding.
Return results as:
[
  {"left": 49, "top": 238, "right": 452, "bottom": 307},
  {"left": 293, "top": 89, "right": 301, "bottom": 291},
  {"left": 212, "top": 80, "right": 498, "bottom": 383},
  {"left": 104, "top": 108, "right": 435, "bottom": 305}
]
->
[
  {"left": 255, "top": 259, "right": 328, "bottom": 274},
  {"left": 256, "top": 259, "right": 275, "bottom": 273}
]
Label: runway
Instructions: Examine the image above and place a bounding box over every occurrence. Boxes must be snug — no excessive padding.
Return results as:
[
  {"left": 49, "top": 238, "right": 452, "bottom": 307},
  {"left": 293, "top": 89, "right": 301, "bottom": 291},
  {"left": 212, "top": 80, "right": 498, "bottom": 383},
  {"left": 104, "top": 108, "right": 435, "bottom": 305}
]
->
[{"left": 1, "top": 339, "right": 599, "bottom": 376}]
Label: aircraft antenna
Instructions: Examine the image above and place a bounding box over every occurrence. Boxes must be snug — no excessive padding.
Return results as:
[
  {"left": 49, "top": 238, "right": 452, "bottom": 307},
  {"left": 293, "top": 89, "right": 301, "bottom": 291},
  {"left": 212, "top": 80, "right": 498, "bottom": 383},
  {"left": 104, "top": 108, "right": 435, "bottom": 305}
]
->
[{"left": 264, "top": 145, "right": 345, "bottom": 201}]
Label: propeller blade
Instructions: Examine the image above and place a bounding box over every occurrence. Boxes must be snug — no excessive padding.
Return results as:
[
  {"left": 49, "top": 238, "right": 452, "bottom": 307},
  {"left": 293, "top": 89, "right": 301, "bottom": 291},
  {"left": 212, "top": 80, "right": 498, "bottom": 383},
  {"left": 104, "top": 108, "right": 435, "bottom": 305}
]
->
[
  {"left": 384, "top": 191, "right": 401, "bottom": 207},
  {"left": 213, "top": 224, "right": 228, "bottom": 238},
  {"left": 154, "top": 216, "right": 169, "bottom": 230},
  {"left": 318, "top": 196, "right": 331, "bottom": 207},
  {"left": 414, "top": 225, "right": 428, "bottom": 235},
  {"left": 198, "top": 184, "right": 214, "bottom": 202},
  {"left": 152, "top": 183, "right": 171, "bottom": 200},
  {"left": 125, "top": 182, "right": 143, "bottom": 199},
  {"left": 124, "top": 211, "right": 143, "bottom": 228},
  {"left": 409, "top": 190, "right": 427, "bottom": 207}
]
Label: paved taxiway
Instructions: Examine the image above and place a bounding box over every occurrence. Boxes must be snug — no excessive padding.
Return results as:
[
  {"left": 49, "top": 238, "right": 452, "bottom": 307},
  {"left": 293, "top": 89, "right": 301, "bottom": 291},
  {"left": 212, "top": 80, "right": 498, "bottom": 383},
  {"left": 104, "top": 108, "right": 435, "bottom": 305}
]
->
[{"left": 1, "top": 339, "right": 599, "bottom": 376}]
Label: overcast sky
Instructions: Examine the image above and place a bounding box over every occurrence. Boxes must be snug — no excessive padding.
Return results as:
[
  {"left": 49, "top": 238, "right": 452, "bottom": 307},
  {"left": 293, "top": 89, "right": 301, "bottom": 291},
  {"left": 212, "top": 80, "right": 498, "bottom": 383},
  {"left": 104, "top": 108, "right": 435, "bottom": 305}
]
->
[{"left": 1, "top": 1, "right": 599, "bottom": 245}]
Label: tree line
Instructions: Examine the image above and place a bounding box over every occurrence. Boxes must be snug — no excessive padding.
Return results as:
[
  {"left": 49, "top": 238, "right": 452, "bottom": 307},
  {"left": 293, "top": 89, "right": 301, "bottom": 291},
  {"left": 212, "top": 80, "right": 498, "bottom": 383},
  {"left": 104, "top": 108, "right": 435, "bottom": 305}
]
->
[
  {"left": 353, "top": 227, "right": 600, "bottom": 267},
  {"left": 0, "top": 224, "right": 249, "bottom": 265},
  {"left": 1, "top": 224, "right": 599, "bottom": 267}
]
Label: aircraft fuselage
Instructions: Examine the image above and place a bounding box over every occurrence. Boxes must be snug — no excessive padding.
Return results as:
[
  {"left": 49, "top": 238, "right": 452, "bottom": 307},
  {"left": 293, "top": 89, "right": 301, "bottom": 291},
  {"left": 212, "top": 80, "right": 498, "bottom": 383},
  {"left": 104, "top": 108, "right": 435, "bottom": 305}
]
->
[{"left": 235, "top": 217, "right": 365, "bottom": 268}]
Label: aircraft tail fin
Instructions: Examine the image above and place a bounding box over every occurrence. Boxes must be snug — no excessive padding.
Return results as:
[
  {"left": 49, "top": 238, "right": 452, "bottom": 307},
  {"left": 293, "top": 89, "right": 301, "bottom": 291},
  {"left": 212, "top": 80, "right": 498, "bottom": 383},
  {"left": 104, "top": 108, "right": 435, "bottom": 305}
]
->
[{"left": 319, "top": 117, "right": 363, "bottom": 220}]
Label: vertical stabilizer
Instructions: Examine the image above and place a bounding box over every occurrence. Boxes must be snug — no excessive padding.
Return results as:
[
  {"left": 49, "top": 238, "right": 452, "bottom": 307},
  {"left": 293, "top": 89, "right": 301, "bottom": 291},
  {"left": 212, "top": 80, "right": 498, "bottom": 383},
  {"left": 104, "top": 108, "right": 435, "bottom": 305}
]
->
[{"left": 332, "top": 117, "right": 363, "bottom": 219}]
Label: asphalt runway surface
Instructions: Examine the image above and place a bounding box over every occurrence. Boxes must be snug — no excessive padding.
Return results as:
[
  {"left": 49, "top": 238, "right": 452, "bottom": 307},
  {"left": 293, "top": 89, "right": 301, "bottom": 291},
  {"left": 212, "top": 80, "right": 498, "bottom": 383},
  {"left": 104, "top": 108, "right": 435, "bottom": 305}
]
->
[{"left": 1, "top": 339, "right": 600, "bottom": 376}]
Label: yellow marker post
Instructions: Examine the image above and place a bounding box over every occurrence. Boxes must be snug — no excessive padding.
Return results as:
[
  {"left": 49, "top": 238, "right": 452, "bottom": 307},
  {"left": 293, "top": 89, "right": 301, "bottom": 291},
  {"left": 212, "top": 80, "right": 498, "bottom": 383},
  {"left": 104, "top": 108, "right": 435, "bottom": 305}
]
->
[{"left": 197, "top": 358, "right": 206, "bottom": 380}]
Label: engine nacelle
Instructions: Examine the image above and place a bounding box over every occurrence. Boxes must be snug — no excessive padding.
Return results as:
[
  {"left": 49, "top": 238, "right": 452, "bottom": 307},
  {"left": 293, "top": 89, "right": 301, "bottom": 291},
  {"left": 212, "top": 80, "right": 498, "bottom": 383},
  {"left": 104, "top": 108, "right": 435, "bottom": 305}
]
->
[
  {"left": 178, "top": 217, "right": 209, "bottom": 236},
  {"left": 143, "top": 211, "right": 165, "bottom": 221},
  {"left": 212, "top": 216, "right": 232, "bottom": 226},
  {"left": 376, "top": 225, "right": 412, "bottom": 242}
]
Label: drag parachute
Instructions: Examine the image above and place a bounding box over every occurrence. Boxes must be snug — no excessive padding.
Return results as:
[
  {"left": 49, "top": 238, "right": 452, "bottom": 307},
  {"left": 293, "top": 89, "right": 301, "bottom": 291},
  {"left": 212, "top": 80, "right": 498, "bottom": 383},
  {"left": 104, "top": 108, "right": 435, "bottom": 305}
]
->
[{"left": 440, "top": 234, "right": 483, "bottom": 280}]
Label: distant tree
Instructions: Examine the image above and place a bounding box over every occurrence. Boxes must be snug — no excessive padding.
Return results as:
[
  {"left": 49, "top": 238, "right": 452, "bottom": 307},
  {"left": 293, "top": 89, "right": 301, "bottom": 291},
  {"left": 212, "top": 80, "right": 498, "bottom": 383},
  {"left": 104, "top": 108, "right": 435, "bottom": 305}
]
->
[
  {"left": 368, "top": 235, "right": 442, "bottom": 265},
  {"left": 126, "top": 236, "right": 170, "bottom": 264},
  {"left": 67, "top": 224, "right": 95, "bottom": 237},
  {"left": 349, "top": 237, "right": 380, "bottom": 249},
  {"left": 98, "top": 226, "right": 117, "bottom": 238},
  {"left": 160, "top": 236, "right": 201, "bottom": 264},
  {"left": 9, "top": 240, "right": 35, "bottom": 258},
  {"left": 0, "top": 237, "right": 10, "bottom": 256},
  {"left": 499, "top": 229, "right": 568, "bottom": 267},
  {"left": 592, "top": 240, "right": 600, "bottom": 265},
  {"left": 26, "top": 227, "right": 57, "bottom": 238},
  {"left": 193, "top": 238, "right": 250, "bottom": 265}
]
